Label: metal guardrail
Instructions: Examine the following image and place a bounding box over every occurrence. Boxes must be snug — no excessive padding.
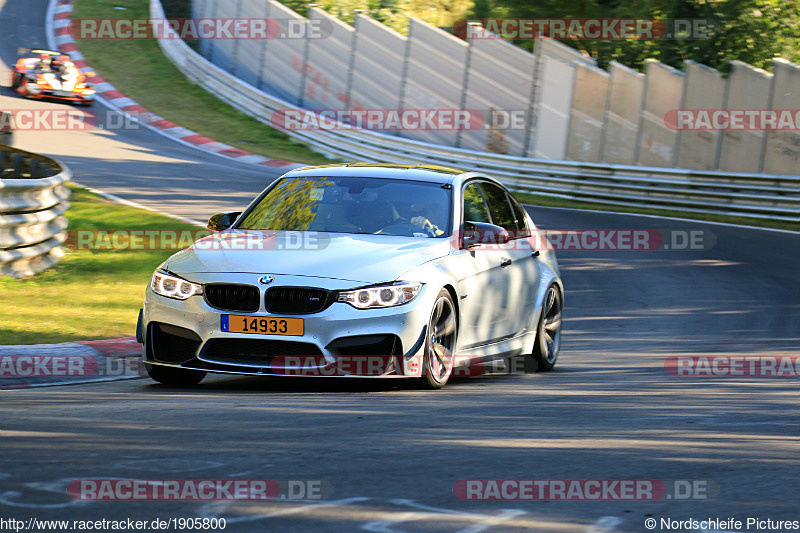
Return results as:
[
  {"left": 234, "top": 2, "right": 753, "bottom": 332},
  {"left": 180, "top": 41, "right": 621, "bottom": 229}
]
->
[
  {"left": 151, "top": 0, "right": 800, "bottom": 224},
  {"left": 0, "top": 146, "right": 70, "bottom": 277}
]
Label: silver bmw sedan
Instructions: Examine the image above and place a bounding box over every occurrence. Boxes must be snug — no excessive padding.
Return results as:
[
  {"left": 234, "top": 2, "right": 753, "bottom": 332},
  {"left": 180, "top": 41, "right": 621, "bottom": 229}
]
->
[{"left": 137, "top": 163, "right": 563, "bottom": 389}]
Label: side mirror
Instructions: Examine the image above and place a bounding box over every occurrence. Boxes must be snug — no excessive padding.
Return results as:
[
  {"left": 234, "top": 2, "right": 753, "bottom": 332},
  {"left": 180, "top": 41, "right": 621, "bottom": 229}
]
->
[
  {"left": 461, "top": 221, "right": 510, "bottom": 249},
  {"left": 207, "top": 211, "right": 241, "bottom": 231}
]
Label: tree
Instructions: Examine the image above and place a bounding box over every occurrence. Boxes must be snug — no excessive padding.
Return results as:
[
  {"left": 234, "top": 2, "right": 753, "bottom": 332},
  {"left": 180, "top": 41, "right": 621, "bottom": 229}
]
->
[{"left": 472, "top": 0, "right": 800, "bottom": 73}]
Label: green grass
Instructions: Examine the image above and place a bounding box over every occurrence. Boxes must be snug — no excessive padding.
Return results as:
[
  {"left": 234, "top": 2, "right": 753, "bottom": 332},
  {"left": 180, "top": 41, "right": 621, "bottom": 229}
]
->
[
  {"left": 73, "top": 0, "right": 336, "bottom": 165},
  {"left": 516, "top": 193, "right": 800, "bottom": 232},
  {"left": 0, "top": 185, "right": 197, "bottom": 344}
]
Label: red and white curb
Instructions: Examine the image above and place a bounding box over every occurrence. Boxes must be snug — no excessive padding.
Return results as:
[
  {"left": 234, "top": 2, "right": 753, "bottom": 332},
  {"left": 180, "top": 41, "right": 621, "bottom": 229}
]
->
[
  {"left": 0, "top": 337, "right": 145, "bottom": 389},
  {"left": 46, "top": 0, "right": 298, "bottom": 169}
]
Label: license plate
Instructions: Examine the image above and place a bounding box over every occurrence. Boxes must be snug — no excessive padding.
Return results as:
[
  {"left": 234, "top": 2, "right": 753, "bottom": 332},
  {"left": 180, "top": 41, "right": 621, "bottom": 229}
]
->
[
  {"left": 51, "top": 91, "right": 73, "bottom": 97},
  {"left": 221, "top": 315, "right": 304, "bottom": 336}
]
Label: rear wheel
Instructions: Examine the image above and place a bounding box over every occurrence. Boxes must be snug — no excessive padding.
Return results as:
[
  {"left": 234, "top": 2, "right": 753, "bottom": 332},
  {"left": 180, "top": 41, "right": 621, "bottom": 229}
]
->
[
  {"left": 145, "top": 363, "right": 206, "bottom": 386},
  {"left": 419, "top": 289, "right": 457, "bottom": 389},
  {"left": 11, "top": 72, "right": 22, "bottom": 89},
  {"left": 526, "top": 284, "right": 562, "bottom": 372}
]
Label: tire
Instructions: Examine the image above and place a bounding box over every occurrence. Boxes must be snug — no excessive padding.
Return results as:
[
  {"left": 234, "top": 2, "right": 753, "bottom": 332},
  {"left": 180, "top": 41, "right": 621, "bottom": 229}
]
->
[
  {"left": 526, "top": 284, "right": 562, "bottom": 372},
  {"left": 16, "top": 77, "right": 29, "bottom": 97},
  {"left": 418, "top": 289, "right": 458, "bottom": 389},
  {"left": 145, "top": 363, "right": 206, "bottom": 386},
  {"left": 11, "top": 72, "right": 22, "bottom": 90}
]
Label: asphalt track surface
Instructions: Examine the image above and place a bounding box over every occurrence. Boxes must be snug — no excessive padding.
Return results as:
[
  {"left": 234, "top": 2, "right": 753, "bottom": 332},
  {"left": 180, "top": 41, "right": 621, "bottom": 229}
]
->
[{"left": 1, "top": 1, "right": 799, "bottom": 531}]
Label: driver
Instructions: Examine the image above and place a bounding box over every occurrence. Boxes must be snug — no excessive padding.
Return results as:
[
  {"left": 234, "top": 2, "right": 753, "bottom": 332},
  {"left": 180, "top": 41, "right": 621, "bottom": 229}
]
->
[
  {"left": 37, "top": 53, "right": 52, "bottom": 72},
  {"left": 54, "top": 54, "right": 74, "bottom": 72},
  {"left": 409, "top": 201, "right": 445, "bottom": 236}
]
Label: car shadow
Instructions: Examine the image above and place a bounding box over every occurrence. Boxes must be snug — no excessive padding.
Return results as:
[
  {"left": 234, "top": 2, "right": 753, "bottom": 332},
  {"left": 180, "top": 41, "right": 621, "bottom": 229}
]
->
[{"left": 137, "top": 372, "right": 519, "bottom": 394}]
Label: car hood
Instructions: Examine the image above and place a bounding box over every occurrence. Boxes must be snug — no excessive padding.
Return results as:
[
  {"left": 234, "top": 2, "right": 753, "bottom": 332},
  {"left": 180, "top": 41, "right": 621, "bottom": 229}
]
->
[{"left": 165, "top": 230, "right": 451, "bottom": 284}]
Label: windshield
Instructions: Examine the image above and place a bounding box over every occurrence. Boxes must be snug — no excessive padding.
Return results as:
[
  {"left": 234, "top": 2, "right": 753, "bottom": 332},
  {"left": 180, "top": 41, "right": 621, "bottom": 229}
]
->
[{"left": 237, "top": 176, "right": 452, "bottom": 237}]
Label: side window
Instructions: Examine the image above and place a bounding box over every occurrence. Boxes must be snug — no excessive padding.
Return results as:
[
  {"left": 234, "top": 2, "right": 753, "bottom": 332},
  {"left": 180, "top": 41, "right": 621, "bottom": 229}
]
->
[
  {"left": 481, "top": 183, "right": 516, "bottom": 233},
  {"left": 508, "top": 195, "right": 531, "bottom": 236},
  {"left": 463, "top": 183, "right": 491, "bottom": 224}
]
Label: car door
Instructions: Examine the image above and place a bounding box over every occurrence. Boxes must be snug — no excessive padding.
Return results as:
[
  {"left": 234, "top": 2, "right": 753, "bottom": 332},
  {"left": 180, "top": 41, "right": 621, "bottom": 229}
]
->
[
  {"left": 453, "top": 181, "right": 521, "bottom": 349},
  {"left": 480, "top": 183, "right": 540, "bottom": 337}
]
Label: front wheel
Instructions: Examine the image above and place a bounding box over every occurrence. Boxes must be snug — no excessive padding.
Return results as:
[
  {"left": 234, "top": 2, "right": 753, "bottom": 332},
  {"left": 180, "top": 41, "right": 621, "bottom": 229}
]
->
[
  {"left": 418, "top": 289, "right": 457, "bottom": 389},
  {"left": 145, "top": 363, "right": 206, "bottom": 386},
  {"left": 15, "top": 76, "right": 27, "bottom": 95},
  {"left": 526, "top": 284, "right": 562, "bottom": 372}
]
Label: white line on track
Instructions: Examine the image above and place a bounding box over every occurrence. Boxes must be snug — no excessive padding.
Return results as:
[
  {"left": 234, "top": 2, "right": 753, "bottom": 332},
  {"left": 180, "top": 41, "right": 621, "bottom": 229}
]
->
[
  {"left": 362, "top": 499, "right": 528, "bottom": 533},
  {"left": 208, "top": 497, "right": 371, "bottom": 524},
  {"left": 586, "top": 516, "right": 622, "bottom": 532},
  {"left": 70, "top": 180, "right": 205, "bottom": 227}
]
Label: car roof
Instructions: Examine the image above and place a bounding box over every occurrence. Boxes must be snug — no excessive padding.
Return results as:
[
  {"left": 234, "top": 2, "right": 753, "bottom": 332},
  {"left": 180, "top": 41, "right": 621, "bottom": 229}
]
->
[{"left": 283, "top": 163, "right": 472, "bottom": 184}]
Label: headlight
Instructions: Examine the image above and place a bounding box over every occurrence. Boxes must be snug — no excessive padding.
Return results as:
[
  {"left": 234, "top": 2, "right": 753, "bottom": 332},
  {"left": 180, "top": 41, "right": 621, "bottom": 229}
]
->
[
  {"left": 151, "top": 271, "right": 202, "bottom": 300},
  {"left": 337, "top": 282, "right": 421, "bottom": 309}
]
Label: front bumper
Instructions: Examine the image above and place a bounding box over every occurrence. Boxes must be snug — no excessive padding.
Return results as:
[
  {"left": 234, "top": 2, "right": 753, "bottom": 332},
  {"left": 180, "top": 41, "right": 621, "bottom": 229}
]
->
[
  {"left": 141, "top": 274, "right": 433, "bottom": 378},
  {"left": 25, "top": 84, "right": 94, "bottom": 103}
]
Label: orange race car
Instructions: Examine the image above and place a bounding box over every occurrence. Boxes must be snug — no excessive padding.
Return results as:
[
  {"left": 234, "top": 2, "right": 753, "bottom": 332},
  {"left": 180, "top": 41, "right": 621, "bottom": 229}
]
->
[{"left": 11, "top": 49, "right": 95, "bottom": 106}]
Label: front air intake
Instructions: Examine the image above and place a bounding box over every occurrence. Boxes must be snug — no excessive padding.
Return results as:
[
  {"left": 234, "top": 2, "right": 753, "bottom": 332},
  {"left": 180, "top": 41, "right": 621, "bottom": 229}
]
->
[
  {"left": 204, "top": 284, "right": 260, "bottom": 312},
  {"left": 264, "top": 287, "right": 333, "bottom": 315}
]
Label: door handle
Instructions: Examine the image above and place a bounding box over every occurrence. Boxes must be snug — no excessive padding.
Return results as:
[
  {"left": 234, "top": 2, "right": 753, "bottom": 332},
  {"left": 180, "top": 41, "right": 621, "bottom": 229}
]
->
[
  {"left": 500, "top": 257, "right": 512, "bottom": 267},
  {"left": 531, "top": 250, "right": 540, "bottom": 257}
]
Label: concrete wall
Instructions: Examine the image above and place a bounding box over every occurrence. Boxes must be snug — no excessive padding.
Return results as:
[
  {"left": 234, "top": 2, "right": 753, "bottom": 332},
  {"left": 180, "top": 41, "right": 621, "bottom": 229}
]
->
[
  {"left": 762, "top": 60, "right": 800, "bottom": 175},
  {"left": 602, "top": 62, "right": 644, "bottom": 165},
  {"left": 459, "top": 33, "right": 536, "bottom": 155},
  {"left": 302, "top": 8, "right": 354, "bottom": 110},
  {"left": 675, "top": 61, "right": 726, "bottom": 170},
  {"left": 531, "top": 57, "right": 575, "bottom": 159},
  {"left": 399, "top": 19, "right": 469, "bottom": 146},
  {"left": 718, "top": 61, "right": 772, "bottom": 173},
  {"left": 566, "top": 63, "right": 610, "bottom": 162},
  {"left": 637, "top": 60, "right": 684, "bottom": 168},
  {"left": 193, "top": 0, "right": 800, "bottom": 175},
  {"left": 349, "top": 15, "right": 406, "bottom": 113}
]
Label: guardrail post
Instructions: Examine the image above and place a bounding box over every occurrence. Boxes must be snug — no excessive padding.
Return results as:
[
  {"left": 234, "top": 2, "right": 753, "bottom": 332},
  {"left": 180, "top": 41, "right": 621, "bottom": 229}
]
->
[
  {"left": 228, "top": 0, "right": 244, "bottom": 75},
  {"left": 297, "top": 8, "right": 312, "bottom": 108},
  {"left": 344, "top": 13, "right": 359, "bottom": 110},
  {"left": 29, "top": 159, "right": 41, "bottom": 180},
  {"left": 757, "top": 63, "right": 776, "bottom": 173},
  {"left": 12, "top": 154, "right": 24, "bottom": 179},
  {"left": 207, "top": 0, "right": 218, "bottom": 63},
  {"left": 396, "top": 20, "right": 413, "bottom": 138},
  {"left": 455, "top": 40, "right": 473, "bottom": 149},
  {"left": 256, "top": 0, "right": 271, "bottom": 90},
  {"left": 522, "top": 45, "right": 542, "bottom": 158}
]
